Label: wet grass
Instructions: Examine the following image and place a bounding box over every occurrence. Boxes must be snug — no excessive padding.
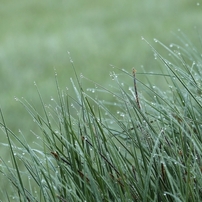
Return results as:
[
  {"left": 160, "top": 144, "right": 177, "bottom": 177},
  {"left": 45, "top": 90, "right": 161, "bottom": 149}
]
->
[{"left": 1, "top": 36, "right": 202, "bottom": 201}]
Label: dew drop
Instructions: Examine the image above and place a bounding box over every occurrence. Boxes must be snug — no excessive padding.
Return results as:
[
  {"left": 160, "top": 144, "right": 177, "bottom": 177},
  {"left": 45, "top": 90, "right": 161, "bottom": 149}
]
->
[
  {"left": 14, "top": 97, "right": 19, "bottom": 101},
  {"left": 153, "top": 38, "right": 158, "bottom": 42},
  {"left": 197, "top": 2, "right": 200, "bottom": 6},
  {"left": 154, "top": 53, "right": 158, "bottom": 59}
]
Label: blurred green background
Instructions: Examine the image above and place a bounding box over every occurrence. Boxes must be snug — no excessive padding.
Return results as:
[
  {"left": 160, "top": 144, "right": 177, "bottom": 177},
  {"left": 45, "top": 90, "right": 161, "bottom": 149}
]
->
[{"left": 0, "top": 0, "right": 201, "bottom": 198}]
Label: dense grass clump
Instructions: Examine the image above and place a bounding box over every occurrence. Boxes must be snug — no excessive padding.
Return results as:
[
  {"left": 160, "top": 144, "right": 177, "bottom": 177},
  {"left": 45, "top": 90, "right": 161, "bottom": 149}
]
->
[{"left": 0, "top": 37, "right": 202, "bottom": 201}]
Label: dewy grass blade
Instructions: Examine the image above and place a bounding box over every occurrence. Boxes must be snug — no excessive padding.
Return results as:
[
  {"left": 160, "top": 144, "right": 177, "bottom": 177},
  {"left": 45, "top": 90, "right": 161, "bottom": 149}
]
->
[
  {"left": 133, "top": 68, "right": 141, "bottom": 110},
  {"left": 0, "top": 108, "right": 28, "bottom": 201}
]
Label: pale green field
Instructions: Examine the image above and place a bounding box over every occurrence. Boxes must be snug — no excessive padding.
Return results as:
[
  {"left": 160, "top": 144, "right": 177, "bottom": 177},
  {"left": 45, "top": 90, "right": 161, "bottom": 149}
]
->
[{"left": 0, "top": 0, "right": 202, "bottom": 199}]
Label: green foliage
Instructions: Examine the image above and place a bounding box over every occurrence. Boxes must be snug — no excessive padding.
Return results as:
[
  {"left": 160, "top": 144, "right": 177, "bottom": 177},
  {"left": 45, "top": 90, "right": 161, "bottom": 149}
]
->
[{"left": 1, "top": 37, "right": 202, "bottom": 201}]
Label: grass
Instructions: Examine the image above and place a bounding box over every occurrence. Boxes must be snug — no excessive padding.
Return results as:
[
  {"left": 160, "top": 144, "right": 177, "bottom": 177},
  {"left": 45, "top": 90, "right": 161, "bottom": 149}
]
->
[
  {"left": 1, "top": 0, "right": 202, "bottom": 200},
  {"left": 0, "top": 35, "right": 202, "bottom": 201}
]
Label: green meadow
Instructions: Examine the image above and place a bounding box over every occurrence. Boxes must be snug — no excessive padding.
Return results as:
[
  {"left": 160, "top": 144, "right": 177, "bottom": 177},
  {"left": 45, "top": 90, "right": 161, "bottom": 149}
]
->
[{"left": 0, "top": 0, "right": 202, "bottom": 200}]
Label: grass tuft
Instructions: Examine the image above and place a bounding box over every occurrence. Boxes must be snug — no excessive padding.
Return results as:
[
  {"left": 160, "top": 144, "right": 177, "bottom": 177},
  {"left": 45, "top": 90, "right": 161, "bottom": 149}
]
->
[{"left": 1, "top": 36, "right": 202, "bottom": 201}]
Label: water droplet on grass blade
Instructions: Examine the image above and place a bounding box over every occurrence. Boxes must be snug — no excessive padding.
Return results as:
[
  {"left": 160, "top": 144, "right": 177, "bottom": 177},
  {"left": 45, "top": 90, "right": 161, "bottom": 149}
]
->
[
  {"left": 14, "top": 97, "right": 19, "bottom": 101},
  {"left": 153, "top": 38, "right": 158, "bottom": 42},
  {"left": 154, "top": 53, "right": 158, "bottom": 59}
]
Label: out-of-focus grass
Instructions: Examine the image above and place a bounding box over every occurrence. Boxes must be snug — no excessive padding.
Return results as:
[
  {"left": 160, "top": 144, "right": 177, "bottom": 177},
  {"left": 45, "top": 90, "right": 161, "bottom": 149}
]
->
[{"left": 0, "top": 1, "right": 201, "bottom": 139}]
